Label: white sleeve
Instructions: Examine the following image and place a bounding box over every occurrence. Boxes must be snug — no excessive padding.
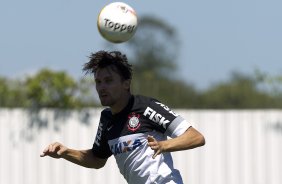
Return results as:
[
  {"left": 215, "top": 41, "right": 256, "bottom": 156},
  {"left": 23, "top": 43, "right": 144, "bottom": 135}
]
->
[{"left": 164, "top": 116, "right": 192, "bottom": 138}]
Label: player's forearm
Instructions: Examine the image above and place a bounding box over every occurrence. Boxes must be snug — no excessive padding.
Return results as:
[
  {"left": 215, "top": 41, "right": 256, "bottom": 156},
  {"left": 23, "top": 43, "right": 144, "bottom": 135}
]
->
[
  {"left": 62, "top": 149, "right": 101, "bottom": 169},
  {"left": 161, "top": 127, "right": 205, "bottom": 152}
]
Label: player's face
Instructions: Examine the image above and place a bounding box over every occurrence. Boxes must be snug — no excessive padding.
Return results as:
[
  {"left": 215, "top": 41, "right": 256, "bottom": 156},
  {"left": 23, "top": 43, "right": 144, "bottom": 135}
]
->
[{"left": 95, "top": 66, "right": 130, "bottom": 107}]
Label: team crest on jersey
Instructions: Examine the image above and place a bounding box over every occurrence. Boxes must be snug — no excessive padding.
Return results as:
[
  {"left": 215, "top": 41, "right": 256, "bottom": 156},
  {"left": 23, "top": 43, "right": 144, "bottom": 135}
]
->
[{"left": 127, "top": 113, "right": 141, "bottom": 132}]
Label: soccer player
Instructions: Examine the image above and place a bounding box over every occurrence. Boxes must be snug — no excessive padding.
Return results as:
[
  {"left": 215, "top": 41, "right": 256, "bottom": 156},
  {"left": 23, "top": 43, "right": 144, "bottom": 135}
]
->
[{"left": 40, "top": 50, "right": 205, "bottom": 184}]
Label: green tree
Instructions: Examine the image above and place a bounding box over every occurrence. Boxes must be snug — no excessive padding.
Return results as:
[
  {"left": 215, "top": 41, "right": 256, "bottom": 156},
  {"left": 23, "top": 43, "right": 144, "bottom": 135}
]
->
[
  {"left": 24, "top": 68, "right": 96, "bottom": 108},
  {"left": 0, "top": 77, "right": 10, "bottom": 106},
  {"left": 200, "top": 72, "right": 280, "bottom": 108},
  {"left": 255, "top": 69, "right": 282, "bottom": 97},
  {"left": 0, "top": 77, "right": 27, "bottom": 107},
  {"left": 129, "top": 16, "right": 179, "bottom": 77}
]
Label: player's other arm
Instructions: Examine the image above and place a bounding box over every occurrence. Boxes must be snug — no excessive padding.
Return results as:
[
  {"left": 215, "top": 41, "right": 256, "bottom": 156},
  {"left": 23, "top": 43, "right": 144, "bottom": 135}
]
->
[
  {"left": 40, "top": 142, "right": 107, "bottom": 169},
  {"left": 148, "top": 127, "right": 205, "bottom": 158},
  {"left": 162, "top": 127, "right": 205, "bottom": 151}
]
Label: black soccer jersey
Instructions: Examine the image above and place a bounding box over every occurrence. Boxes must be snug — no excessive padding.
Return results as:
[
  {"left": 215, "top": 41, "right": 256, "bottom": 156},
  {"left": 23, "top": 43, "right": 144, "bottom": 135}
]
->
[{"left": 92, "top": 95, "right": 191, "bottom": 184}]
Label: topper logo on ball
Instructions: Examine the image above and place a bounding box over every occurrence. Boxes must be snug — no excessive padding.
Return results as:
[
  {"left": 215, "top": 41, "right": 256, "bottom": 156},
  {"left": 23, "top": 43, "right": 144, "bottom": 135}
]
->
[
  {"left": 97, "top": 2, "right": 138, "bottom": 43},
  {"left": 103, "top": 18, "right": 136, "bottom": 33}
]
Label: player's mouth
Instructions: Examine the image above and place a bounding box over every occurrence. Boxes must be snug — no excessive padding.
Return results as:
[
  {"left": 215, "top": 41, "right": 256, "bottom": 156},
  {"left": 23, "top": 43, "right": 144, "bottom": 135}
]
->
[{"left": 99, "top": 93, "right": 109, "bottom": 99}]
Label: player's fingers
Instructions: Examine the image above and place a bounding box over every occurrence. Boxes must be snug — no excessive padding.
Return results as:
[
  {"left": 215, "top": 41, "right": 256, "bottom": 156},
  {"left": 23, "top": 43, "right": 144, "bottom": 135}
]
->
[
  {"left": 150, "top": 145, "right": 160, "bottom": 152},
  {"left": 57, "top": 148, "right": 66, "bottom": 156},
  {"left": 152, "top": 150, "right": 161, "bottom": 159},
  {"left": 40, "top": 151, "right": 49, "bottom": 157},
  {"left": 51, "top": 142, "right": 61, "bottom": 152},
  {"left": 57, "top": 150, "right": 63, "bottom": 156},
  {"left": 40, "top": 152, "right": 46, "bottom": 157},
  {"left": 151, "top": 145, "right": 158, "bottom": 149},
  {"left": 48, "top": 144, "right": 54, "bottom": 152},
  {"left": 45, "top": 143, "right": 57, "bottom": 153},
  {"left": 147, "top": 135, "right": 156, "bottom": 142},
  {"left": 40, "top": 145, "right": 52, "bottom": 157},
  {"left": 52, "top": 143, "right": 59, "bottom": 152},
  {"left": 147, "top": 141, "right": 156, "bottom": 147}
]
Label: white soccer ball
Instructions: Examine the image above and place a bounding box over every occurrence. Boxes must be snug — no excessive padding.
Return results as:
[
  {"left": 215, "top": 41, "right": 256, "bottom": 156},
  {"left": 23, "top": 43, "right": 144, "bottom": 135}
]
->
[{"left": 97, "top": 2, "right": 138, "bottom": 43}]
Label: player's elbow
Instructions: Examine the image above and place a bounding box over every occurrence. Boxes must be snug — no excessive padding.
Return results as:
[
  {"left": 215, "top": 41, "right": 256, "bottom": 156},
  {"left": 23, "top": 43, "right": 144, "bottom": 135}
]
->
[
  {"left": 86, "top": 161, "right": 106, "bottom": 169},
  {"left": 197, "top": 134, "right": 205, "bottom": 147},
  {"left": 89, "top": 156, "right": 107, "bottom": 169},
  {"left": 187, "top": 127, "right": 205, "bottom": 148}
]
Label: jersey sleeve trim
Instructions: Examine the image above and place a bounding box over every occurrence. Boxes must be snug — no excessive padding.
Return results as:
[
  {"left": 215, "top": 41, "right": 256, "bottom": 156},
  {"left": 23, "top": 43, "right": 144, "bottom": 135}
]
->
[{"left": 164, "top": 116, "right": 192, "bottom": 138}]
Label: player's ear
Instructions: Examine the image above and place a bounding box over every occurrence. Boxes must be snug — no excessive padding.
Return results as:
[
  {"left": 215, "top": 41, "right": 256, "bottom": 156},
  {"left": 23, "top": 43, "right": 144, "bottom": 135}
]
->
[{"left": 123, "top": 79, "right": 131, "bottom": 90}]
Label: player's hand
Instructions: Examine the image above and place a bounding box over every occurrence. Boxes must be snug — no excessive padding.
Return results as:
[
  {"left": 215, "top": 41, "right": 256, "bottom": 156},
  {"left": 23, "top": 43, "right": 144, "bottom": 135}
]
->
[
  {"left": 147, "top": 135, "right": 164, "bottom": 159},
  {"left": 40, "top": 142, "right": 68, "bottom": 159}
]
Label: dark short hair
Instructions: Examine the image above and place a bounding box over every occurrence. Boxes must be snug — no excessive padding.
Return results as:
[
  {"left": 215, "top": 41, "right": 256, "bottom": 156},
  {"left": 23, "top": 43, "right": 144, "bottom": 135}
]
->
[{"left": 83, "top": 50, "right": 133, "bottom": 80}]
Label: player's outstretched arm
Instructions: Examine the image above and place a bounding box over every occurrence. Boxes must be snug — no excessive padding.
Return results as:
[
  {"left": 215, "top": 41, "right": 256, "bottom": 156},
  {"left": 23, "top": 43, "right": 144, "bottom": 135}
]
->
[
  {"left": 40, "top": 142, "right": 107, "bottom": 169},
  {"left": 148, "top": 127, "right": 205, "bottom": 159}
]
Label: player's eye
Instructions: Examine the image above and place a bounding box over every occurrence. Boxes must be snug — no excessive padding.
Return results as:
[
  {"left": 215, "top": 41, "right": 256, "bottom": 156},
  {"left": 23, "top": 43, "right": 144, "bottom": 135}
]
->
[
  {"left": 105, "top": 78, "right": 113, "bottom": 83},
  {"left": 95, "top": 80, "right": 101, "bottom": 84}
]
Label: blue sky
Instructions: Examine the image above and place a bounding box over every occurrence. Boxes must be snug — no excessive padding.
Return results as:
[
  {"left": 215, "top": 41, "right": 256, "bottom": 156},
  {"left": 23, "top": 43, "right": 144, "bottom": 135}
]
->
[{"left": 0, "top": 0, "right": 281, "bottom": 89}]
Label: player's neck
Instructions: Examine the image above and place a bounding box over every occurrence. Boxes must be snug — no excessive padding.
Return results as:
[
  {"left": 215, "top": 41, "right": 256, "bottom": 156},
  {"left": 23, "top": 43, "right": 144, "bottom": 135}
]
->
[{"left": 110, "top": 93, "right": 132, "bottom": 115}]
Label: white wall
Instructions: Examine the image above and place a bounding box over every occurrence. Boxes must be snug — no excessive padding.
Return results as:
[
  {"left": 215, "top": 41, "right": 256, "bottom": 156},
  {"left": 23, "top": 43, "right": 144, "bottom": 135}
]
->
[{"left": 0, "top": 109, "right": 281, "bottom": 184}]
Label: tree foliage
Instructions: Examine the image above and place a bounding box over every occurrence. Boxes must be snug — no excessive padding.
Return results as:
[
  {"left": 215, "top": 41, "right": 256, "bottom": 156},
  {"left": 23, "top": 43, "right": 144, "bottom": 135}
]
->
[
  {"left": 0, "top": 77, "right": 27, "bottom": 107},
  {"left": 0, "top": 69, "right": 97, "bottom": 108},
  {"left": 127, "top": 16, "right": 179, "bottom": 78},
  {"left": 199, "top": 72, "right": 280, "bottom": 109},
  {"left": 25, "top": 69, "right": 78, "bottom": 108}
]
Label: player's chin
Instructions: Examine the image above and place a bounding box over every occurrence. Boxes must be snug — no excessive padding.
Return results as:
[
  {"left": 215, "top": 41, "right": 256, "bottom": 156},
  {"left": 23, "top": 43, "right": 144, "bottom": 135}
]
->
[{"left": 100, "top": 98, "right": 113, "bottom": 107}]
